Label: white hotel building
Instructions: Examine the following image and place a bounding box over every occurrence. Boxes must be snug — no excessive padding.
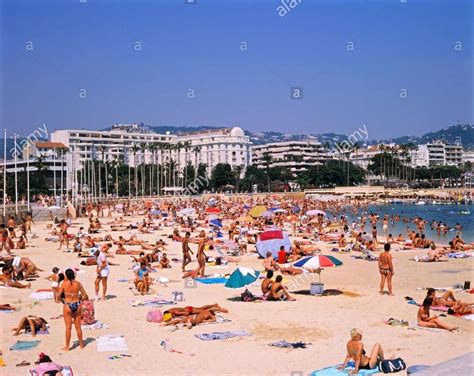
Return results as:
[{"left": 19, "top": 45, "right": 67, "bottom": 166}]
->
[{"left": 44, "top": 124, "right": 251, "bottom": 191}]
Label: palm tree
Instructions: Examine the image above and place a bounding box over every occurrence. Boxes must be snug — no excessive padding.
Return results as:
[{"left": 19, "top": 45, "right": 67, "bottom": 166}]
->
[
  {"left": 183, "top": 141, "right": 192, "bottom": 188},
  {"left": 130, "top": 144, "right": 140, "bottom": 199},
  {"left": 175, "top": 142, "right": 183, "bottom": 187},
  {"left": 262, "top": 152, "right": 273, "bottom": 192},
  {"left": 193, "top": 146, "right": 201, "bottom": 171},
  {"left": 233, "top": 165, "right": 243, "bottom": 193},
  {"left": 140, "top": 143, "right": 147, "bottom": 198},
  {"left": 98, "top": 146, "right": 107, "bottom": 199},
  {"left": 148, "top": 143, "right": 158, "bottom": 196}
]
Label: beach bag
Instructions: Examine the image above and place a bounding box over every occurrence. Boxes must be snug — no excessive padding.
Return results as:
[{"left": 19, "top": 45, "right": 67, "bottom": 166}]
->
[
  {"left": 241, "top": 289, "right": 255, "bottom": 302},
  {"left": 81, "top": 300, "right": 95, "bottom": 325},
  {"left": 146, "top": 309, "right": 163, "bottom": 323},
  {"left": 378, "top": 358, "right": 407, "bottom": 373}
]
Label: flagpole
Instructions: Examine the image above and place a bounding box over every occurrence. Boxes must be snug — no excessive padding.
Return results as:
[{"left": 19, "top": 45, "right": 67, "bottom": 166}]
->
[
  {"left": 14, "top": 133, "right": 18, "bottom": 216},
  {"left": 3, "top": 129, "right": 6, "bottom": 221}
]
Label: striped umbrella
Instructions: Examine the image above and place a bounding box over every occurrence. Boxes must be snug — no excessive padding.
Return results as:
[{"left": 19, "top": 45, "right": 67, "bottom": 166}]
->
[{"left": 293, "top": 255, "right": 342, "bottom": 270}]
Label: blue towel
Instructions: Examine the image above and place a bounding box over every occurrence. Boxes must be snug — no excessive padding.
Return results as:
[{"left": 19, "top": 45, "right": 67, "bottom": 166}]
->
[
  {"left": 10, "top": 340, "right": 41, "bottom": 351},
  {"left": 310, "top": 364, "right": 379, "bottom": 375},
  {"left": 195, "top": 330, "right": 250, "bottom": 341},
  {"left": 195, "top": 277, "right": 227, "bottom": 284}
]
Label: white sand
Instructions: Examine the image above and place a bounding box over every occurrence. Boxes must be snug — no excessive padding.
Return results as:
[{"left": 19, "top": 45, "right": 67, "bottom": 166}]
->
[{"left": 1, "top": 211, "right": 473, "bottom": 375}]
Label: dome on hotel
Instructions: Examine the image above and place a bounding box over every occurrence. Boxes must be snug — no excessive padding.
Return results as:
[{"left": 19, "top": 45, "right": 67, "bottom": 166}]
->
[{"left": 230, "top": 127, "right": 245, "bottom": 137}]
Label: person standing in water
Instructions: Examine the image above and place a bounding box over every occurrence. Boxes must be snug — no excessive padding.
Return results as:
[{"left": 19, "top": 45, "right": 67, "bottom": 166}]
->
[{"left": 378, "top": 243, "right": 394, "bottom": 296}]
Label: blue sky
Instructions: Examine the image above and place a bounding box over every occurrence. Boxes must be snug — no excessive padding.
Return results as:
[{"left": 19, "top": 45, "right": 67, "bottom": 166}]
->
[{"left": 0, "top": 0, "right": 472, "bottom": 139}]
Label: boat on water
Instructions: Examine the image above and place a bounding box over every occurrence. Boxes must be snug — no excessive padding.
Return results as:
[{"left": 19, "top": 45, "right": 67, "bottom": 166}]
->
[{"left": 415, "top": 201, "right": 426, "bottom": 205}]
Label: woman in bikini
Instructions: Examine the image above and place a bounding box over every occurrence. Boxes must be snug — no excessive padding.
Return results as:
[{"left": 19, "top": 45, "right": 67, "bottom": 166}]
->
[
  {"left": 58, "top": 268, "right": 89, "bottom": 351},
  {"left": 337, "top": 328, "right": 386, "bottom": 374},
  {"left": 12, "top": 315, "right": 47, "bottom": 336},
  {"left": 417, "top": 297, "right": 458, "bottom": 331}
]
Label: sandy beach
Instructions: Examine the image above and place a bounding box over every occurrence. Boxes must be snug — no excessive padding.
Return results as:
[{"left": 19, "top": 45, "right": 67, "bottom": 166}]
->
[{"left": 1, "top": 204, "right": 473, "bottom": 376}]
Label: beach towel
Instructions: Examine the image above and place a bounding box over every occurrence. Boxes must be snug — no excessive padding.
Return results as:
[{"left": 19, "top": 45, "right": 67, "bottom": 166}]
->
[
  {"left": 96, "top": 334, "right": 128, "bottom": 352},
  {"left": 10, "top": 340, "right": 40, "bottom": 351},
  {"left": 82, "top": 320, "right": 109, "bottom": 330},
  {"left": 310, "top": 364, "right": 378, "bottom": 375},
  {"left": 269, "top": 340, "right": 311, "bottom": 349},
  {"left": 195, "top": 277, "right": 228, "bottom": 284},
  {"left": 29, "top": 291, "right": 54, "bottom": 300},
  {"left": 28, "top": 365, "right": 74, "bottom": 376},
  {"left": 195, "top": 330, "right": 250, "bottom": 341},
  {"left": 458, "top": 313, "right": 474, "bottom": 321},
  {"left": 128, "top": 299, "right": 176, "bottom": 307}
]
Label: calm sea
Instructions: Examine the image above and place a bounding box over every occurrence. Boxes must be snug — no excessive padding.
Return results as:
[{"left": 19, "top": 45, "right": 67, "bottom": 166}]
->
[{"left": 347, "top": 203, "right": 473, "bottom": 244}]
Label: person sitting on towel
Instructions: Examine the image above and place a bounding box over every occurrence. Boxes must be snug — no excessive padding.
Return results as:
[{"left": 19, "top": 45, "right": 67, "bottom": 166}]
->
[
  {"left": 337, "top": 328, "right": 387, "bottom": 374},
  {"left": 261, "top": 270, "right": 273, "bottom": 296},
  {"left": 269, "top": 275, "right": 295, "bottom": 301},
  {"left": 262, "top": 251, "right": 280, "bottom": 272}
]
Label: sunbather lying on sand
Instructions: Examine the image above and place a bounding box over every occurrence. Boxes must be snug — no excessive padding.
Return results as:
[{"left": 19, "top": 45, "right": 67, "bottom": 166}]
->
[
  {"left": 0, "top": 267, "right": 31, "bottom": 288},
  {"left": 447, "top": 301, "right": 474, "bottom": 315},
  {"left": 12, "top": 315, "right": 47, "bottom": 336}
]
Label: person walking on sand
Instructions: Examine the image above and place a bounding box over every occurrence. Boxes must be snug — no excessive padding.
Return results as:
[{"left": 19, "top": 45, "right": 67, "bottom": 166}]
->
[
  {"left": 94, "top": 248, "right": 109, "bottom": 301},
  {"left": 182, "top": 232, "right": 193, "bottom": 272},
  {"left": 379, "top": 243, "right": 394, "bottom": 296},
  {"left": 197, "top": 235, "right": 207, "bottom": 277},
  {"left": 58, "top": 268, "right": 89, "bottom": 351}
]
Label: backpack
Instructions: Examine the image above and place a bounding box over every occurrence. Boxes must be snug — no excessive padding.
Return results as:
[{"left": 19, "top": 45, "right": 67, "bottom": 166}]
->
[
  {"left": 378, "top": 358, "right": 407, "bottom": 373},
  {"left": 81, "top": 300, "right": 95, "bottom": 325}
]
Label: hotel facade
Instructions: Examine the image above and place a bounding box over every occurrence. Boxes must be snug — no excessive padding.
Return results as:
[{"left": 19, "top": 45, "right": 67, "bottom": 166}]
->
[{"left": 29, "top": 124, "right": 252, "bottom": 192}]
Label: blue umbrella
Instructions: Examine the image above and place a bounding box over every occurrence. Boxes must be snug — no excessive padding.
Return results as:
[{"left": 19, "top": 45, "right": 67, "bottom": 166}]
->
[
  {"left": 225, "top": 267, "right": 260, "bottom": 289},
  {"left": 210, "top": 219, "right": 223, "bottom": 228},
  {"left": 292, "top": 206, "right": 301, "bottom": 213}
]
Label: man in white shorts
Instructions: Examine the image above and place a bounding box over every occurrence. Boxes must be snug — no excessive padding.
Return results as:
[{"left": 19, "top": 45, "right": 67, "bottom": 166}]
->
[{"left": 94, "top": 245, "right": 110, "bottom": 301}]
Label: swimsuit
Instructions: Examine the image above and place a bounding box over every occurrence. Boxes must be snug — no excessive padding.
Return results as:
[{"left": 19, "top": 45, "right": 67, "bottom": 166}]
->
[
  {"left": 66, "top": 301, "right": 80, "bottom": 313},
  {"left": 380, "top": 268, "right": 392, "bottom": 276}
]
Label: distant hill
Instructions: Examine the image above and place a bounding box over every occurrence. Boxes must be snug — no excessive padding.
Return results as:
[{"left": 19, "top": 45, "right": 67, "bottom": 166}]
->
[
  {"left": 383, "top": 124, "right": 473, "bottom": 148},
  {"left": 1, "top": 124, "right": 471, "bottom": 159},
  {"left": 144, "top": 123, "right": 473, "bottom": 149}
]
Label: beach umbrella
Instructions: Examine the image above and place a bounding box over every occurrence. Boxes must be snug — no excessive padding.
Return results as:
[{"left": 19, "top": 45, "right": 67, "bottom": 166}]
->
[
  {"left": 306, "top": 209, "right": 326, "bottom": 216},
  {"left": 238, "top": 215, "right": 252, "bottom": 222},
  {"left": 292, "top": 205, "right": 301, "bottom": 213},
  {"left": 293, "top": 255, "right": 341, "bottom": 270},
  {"left": 207, "top": 214, "right": 219, "bottom": 220},
  {"left": 150, "top": 209, "right": 161, "bottom": 215},
  {"left": 322, "top": 255, "right": 343, "bottom": 266},
  {"left": 205, "top": 207, "right": 222, "bottom": 214},
  {"left": 262, "top": 210, "right": 274, "bottom": 218},
  {"left": 178, "top": 207, "right": 195, "bottom": 216},
  {"left": 209, "top": 219, "right": 223, "bottom": 228},
  {"left": 249, "top": 205, "right": 267, "bottom": 218},
  {"left": 225, "top": 267, "right": 260, "bottom": 289},
  {"left": 256, "top": 229, "right": 291, "bottom": 258},
  {"left": 274, "top": 209, "right": 287, "bottom": 214}
]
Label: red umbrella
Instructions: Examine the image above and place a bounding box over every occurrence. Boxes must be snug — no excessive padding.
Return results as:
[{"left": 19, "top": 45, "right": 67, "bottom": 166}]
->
[{"left": 205, "top": 207, "right": 221, "bottom": 213}]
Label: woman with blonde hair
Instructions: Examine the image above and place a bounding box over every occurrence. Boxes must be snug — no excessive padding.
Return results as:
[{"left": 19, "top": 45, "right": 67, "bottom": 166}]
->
[{"left": 337, "top": 328, "right": 385, "bottom": 374}]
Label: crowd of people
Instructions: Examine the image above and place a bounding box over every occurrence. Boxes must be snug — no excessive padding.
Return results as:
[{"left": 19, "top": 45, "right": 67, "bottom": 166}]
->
[{"left": 0, "top": 193, "right": 472, "bottom": 374}]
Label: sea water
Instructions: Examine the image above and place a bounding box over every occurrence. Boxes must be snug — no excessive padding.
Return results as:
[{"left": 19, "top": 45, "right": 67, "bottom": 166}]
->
[{"left": 346, "top": 203, "right": 473, "bottom": 243}]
